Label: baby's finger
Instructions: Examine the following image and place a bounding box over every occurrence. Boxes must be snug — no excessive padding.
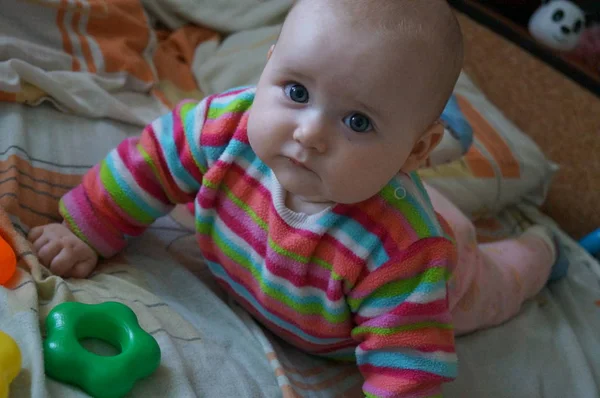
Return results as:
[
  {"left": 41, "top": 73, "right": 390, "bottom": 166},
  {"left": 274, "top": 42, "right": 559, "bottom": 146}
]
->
[
  {"left": 27, "top": 226, "right": 44, "bottom": 242},
  {"left": 69, "top": 240, "right": 95, "bottom": 258},
  {"left": 70, "top": 260, "right": 96, "bottom": 279},
  {"left": 49, "top": 246, "right": 76, "bottom": 277},
  {"left": 32, "top": 236, "right": 50, "bottom": 253},
  {"left": 37, "top": 241, "right": 63, "bottom": 267},
  {"left": 60, "top": 235, "right": 82, "bottom": 249}
]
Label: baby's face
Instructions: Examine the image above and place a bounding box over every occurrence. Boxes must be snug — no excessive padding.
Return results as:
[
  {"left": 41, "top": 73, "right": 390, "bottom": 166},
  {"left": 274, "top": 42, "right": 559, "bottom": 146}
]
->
[{"left": 247, "top": 4, "right": 441, "bottom": 206}]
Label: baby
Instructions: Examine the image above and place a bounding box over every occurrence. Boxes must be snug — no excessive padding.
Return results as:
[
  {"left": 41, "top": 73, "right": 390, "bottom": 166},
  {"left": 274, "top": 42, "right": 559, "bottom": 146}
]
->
[{"left": 28, "top": 0, "right": 568, "bottom": 396}]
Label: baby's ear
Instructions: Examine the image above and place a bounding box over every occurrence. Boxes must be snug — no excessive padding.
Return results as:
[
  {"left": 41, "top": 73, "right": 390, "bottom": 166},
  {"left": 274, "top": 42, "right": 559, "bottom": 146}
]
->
[{"left": 401, "top": 122, "right": 445, "bottom": 173}]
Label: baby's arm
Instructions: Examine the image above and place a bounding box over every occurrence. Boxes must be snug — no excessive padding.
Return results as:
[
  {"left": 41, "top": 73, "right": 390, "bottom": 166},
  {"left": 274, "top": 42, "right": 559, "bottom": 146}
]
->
[
  {"left": 350, "top": 238, "right": 458, "bottom": 397},
  {"left": 29, "top": 99, "right": 213, "bottom": 277}
]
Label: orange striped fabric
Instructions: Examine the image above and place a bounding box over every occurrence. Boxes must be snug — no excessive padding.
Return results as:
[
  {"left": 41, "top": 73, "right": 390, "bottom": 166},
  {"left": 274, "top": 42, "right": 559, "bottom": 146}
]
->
[{"left": 1, "top": 0, "right": 218, "bottom": 112}]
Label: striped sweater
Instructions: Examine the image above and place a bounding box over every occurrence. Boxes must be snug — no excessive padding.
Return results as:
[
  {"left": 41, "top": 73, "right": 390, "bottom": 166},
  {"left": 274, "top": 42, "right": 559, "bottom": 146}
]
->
[{"left": 60, "top": 87, "right": 458, "bottom": 398}]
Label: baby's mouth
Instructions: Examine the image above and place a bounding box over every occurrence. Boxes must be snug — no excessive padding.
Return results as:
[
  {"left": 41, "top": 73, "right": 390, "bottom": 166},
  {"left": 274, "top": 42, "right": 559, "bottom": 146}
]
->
[{"left": 289, "top": 158, "right": 310, "bottom": 170}]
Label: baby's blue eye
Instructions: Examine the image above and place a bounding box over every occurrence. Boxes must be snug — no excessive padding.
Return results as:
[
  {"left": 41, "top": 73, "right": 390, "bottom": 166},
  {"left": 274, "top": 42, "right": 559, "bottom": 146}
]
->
[
  {"left": 284, "top": 83, "right": 309, "bottom": 103},
  {"left": 344, "top": 113, "right": 372, "bottom": 133}
]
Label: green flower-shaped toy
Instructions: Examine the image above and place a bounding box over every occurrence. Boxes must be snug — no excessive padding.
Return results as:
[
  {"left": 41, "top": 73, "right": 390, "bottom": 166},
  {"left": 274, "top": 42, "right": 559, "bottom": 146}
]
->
[{"left": 44, "top": 301, "right": 161, "bottom": 398}]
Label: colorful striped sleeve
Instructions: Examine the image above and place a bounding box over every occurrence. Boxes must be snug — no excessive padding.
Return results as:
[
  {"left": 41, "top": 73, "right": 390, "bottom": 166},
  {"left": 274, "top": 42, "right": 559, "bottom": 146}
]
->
[
  {"left": 349, "top": 237, "right": 458, "bottom": 398},
  {"left": 58, "top": 98, "right": 211, "bottom": 258}
]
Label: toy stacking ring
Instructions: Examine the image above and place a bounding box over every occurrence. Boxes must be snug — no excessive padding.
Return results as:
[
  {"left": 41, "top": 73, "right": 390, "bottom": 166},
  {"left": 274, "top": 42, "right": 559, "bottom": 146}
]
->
[
  {"left": 0, "top": 236, "right": 16, "bottom": 286},
  {"left": 0, "top": 331, "right": 21, "bottom": 398},
  {"left": 44, "top": 301, "right": 161, "bottom": 398}
]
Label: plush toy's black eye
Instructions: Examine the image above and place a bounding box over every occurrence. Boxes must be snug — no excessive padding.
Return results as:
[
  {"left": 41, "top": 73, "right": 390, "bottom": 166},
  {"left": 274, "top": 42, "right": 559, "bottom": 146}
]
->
[
  {"left": 553, "top": 9, "right": 565, "bottom": 22},
  {"left": 574, "top": 19, "right": 582, "bottom": 33}
]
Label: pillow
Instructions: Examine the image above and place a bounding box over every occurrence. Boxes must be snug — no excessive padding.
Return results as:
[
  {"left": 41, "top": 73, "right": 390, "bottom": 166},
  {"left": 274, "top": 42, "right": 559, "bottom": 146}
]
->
[
  {"left": 440, "top": 94, "right": 475, "bottom": 156},
  {"left": 429, "top": 94, "right": 475, "bottom": 167},
  {"left": 418, "top": 72, "right": 557, "bottom": 220}
]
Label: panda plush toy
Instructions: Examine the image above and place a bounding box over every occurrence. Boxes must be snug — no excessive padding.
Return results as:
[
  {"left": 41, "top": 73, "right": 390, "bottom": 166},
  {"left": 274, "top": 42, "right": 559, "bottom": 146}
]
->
[{"left": 528, "top": 0, "right": 586, "bottom": 51}]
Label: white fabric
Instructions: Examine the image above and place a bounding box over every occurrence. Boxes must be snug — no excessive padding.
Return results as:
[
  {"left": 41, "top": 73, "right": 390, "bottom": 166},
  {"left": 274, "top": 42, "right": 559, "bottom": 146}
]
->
[{"left": 193, "top": 25, "right": 281, "bottom": 94}]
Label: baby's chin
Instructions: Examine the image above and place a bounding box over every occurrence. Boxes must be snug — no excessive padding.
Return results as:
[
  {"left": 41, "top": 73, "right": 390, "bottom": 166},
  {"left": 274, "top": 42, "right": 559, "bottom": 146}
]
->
[
  {"left": 272, "top": 162, "right": 387, "bottom": 207},
  {"left": 277, "top": 174, "right": 323, "bottom": 200}
]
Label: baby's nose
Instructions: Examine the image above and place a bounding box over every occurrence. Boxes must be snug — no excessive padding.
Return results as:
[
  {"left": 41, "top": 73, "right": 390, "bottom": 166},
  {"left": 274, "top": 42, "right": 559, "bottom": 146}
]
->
[{"left": 293, "top": 119, "right": 328, "bottom": 153}]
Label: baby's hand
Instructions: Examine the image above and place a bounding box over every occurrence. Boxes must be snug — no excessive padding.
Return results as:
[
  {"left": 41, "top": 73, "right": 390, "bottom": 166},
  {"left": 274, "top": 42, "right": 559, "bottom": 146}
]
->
[{"left": 28, "top": 223, "right": 98, "bottom": 278}]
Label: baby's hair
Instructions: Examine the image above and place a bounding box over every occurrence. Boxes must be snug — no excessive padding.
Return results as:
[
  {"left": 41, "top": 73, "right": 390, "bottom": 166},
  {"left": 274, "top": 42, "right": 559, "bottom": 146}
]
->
[{"left": 285, "top": 0, "right": 464, "bottom": 134}]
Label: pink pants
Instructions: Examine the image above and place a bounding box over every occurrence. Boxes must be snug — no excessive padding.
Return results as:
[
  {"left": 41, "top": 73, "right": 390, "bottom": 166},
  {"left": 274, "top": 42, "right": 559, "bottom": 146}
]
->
[{"left": 425, "top": 184, "right": 553, "bottom": 336}]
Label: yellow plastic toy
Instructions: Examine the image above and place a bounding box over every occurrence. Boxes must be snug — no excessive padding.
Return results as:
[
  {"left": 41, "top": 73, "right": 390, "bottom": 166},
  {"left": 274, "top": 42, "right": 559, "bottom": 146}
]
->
[{"left": 0, "top": 331, "right": 21, "bottom": 398}]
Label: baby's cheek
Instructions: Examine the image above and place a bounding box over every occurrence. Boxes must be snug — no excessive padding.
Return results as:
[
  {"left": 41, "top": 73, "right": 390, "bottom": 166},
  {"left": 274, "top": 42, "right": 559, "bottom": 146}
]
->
[{"left": 329, "top": 168, "right": 388, "bottom": 204}]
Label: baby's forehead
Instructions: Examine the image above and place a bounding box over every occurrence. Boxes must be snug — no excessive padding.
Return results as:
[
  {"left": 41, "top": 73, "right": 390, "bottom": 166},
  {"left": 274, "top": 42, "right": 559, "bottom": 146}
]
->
[
  {"left": 286, "top": 0, "right": 453, "bottom": 65},
  {"left": 291, "top": 0, "right": 434, "bottom": 32},
  {"left": 278, "top": 5, "right": 442, "bottom": 86},
  {"left": 281, "top": 0, "right": 463, "bottom": 129}
]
